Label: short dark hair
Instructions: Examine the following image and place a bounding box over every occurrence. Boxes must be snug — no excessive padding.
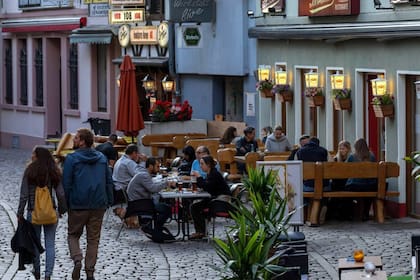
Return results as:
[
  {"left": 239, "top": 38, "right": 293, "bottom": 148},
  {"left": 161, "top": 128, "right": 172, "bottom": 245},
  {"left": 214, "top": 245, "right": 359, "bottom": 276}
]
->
[
  {"left": 299, "top": 134, "right": 310, "bottom": 142},
  {"left": 125, "top": 144, "right": 138, "bottom": 155},
  {"left": 243, "top": 126, "right": 255, "bottom": 135},
  {"left": 109, "top": 134, "right": 118, "bottom": 144},
  {"left": 310, "top": 137, "right": 320, "bottom": 146},
  {"left": 146, "top": 157, "right": 157, "bottom": 168}
]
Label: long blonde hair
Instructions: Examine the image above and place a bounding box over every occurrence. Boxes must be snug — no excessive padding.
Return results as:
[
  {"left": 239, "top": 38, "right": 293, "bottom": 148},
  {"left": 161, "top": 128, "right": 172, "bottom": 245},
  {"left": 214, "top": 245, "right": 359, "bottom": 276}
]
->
[{"left": 334, "top": 140, "right": 351, "bottom": 162}]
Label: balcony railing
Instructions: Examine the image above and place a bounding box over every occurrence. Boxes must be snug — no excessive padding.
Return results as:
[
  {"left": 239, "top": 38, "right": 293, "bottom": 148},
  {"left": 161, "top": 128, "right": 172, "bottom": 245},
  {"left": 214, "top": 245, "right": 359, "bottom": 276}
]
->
[{"left": 19, "top": 0, "right": 74, "bottom": 9}]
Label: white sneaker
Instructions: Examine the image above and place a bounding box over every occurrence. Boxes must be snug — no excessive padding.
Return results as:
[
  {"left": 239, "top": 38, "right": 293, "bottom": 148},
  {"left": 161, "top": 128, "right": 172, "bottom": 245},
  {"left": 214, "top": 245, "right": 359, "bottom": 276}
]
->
[{"left": 319, "top": 206, "right": 327, "bottom": 225}]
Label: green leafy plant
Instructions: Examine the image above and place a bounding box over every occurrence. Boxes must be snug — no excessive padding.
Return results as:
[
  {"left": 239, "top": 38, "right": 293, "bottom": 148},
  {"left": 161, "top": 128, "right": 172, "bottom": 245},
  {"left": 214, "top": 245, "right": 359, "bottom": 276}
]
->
[
  {"left": 256, "top": 79, "right": 274, "bottom": 91},
  {"left": 213, "top": 168, "right": 295, "bottom": 280},
  {"left": 371, "top": 93, "right": 394, "bottom": 105},
  {"left": 331, "top": 88, "right": 351, "bottom": 99},
  {"left": 405, "top": 151, "right": 420, "bottom": 181}
]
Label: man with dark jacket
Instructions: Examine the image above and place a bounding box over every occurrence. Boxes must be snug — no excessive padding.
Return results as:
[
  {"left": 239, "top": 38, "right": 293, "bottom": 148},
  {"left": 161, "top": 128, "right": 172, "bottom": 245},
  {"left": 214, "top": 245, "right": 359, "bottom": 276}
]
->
[
  {"left": 296, "top": 137, "right": 329, "bottom": 192},
  {"left": 63, "top": 128, "right": 113, "bottom": 280}
]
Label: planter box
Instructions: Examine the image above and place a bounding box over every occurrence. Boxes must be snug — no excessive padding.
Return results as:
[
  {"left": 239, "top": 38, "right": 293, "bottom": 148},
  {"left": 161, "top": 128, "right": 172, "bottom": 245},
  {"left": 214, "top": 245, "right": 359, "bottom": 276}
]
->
[
  {"left": 307, "top": 95, "right": 324, "bottom": 107},
  {"left": 277, "top": 91, "right": 293, "bottom": 103},
  {"left": 260, "top": 88, "right": 274, "bottom": 98},
  {"left": 373, "top": 104, "right": 394, "bottom": 118},
  {"left": 333, "top": 98, "right": 352, "bottom": 111}
]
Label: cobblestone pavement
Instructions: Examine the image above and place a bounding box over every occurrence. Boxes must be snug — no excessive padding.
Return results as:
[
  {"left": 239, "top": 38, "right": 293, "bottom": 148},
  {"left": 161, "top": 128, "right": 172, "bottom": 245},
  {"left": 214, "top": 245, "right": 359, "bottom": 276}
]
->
[{"left": 0, "top": 147, "right": 419, "bottom": 280}]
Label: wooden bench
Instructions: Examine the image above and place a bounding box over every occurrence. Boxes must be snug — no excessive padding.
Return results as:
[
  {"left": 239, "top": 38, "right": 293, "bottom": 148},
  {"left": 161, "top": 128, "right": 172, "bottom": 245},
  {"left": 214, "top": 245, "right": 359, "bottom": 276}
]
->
[
  {"left": 302, "top": 161, "right": 400, "bottom": 226},
  {"left": 185, "top": 138, "right": 221, "bottom": 157},
  {"left": 141, "top": 133, "right": 206, "bottom": 162},
  {"left": 217, "top": 148, "right": 242, "bottom": 182}
]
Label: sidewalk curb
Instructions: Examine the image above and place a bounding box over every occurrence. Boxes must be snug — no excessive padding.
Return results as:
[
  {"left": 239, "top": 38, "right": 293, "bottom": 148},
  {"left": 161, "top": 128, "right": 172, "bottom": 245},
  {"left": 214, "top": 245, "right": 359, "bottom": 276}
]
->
[{"left": 1, "top": 200, "right": 19, "bottom": 280}]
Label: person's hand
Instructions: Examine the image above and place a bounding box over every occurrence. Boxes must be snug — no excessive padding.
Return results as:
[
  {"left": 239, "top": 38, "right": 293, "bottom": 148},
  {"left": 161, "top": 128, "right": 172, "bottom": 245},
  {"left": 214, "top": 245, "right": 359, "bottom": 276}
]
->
[{"left": 191, "top": 171, "right": 200, "bottom": 177}]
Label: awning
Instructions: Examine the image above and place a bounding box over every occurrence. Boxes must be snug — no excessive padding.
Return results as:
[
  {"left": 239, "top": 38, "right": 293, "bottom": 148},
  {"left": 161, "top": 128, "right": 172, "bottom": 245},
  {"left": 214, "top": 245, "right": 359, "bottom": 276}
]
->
[
  {"left": 249, "top": 20, "right": 420, "bottom": 42},
  {"left": 112, "top": 57, "right": 168, "bottom": 67},
  {"left": 1, "top": 17, "right": 80, "bottom": 33},
  {"left": 69, "top": 25, "right": 117, "bottom": 45}
]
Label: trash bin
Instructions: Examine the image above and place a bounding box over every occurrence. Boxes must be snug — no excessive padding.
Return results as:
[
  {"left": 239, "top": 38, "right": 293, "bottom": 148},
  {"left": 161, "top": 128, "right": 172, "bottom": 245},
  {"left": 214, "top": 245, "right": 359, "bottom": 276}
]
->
[{"left": 86, "top": 118, "right": 111, "bottom": 136}]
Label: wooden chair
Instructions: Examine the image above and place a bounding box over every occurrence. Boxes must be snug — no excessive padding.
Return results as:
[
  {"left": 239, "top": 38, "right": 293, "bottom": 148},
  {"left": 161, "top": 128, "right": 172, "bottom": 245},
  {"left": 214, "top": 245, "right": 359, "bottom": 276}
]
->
[
  {"left": 186, "top": 138, "right": 220, "bottom": 157},
  {"left": 217, "top": 148, "right": 242, "bottom": 182},
  {"left": 245, "top": 152, "right": 260, "bottom": 171},
  {"left": 264, "top": 155, "right": 290, "bottom": 161}
]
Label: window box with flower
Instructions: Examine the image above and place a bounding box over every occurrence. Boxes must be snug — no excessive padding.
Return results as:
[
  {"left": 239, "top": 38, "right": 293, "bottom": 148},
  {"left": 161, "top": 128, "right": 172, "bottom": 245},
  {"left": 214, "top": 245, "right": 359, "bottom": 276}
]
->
[
  {"left": 305, "top": 87, "right": 324, "bottom": 107},
  {"left": 273, "top": 84, "right": 293, "bottom": 103},
  {"left": 256, "top": 79, "right": 274, "bottom": 98},
  {"left": 371, "top": 93, "right": 394, "bottom": 118},
  {"left": 149, "top": 100, "right": 193, "bottom": 122},
  {"left": 331, "top": 88, "right": 352, "bottom": 111}
]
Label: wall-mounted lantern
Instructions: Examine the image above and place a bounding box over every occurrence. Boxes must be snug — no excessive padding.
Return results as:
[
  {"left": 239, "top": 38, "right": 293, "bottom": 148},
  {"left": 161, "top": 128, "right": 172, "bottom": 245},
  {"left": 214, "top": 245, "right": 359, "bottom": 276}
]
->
[
  {"left": 274, "top": 64, "right": 287, "bottom": 85},
  {"left": 257, "top": 65, "right": 272, "bottom": 81},
  {"left": 161, "top": 75, "right": 175, "bottom": 93},
  {"left": 371, "top": 75, "right": 387, "bottom": 96},
  {"left": 142, "top": 74, "right": 156, "bottom": 92},
  {"left": 330, "top": 71, "right": 344, "bottom": 90},
  {"left": 305, "top": 70, "right": 319, "bottom": 88}
]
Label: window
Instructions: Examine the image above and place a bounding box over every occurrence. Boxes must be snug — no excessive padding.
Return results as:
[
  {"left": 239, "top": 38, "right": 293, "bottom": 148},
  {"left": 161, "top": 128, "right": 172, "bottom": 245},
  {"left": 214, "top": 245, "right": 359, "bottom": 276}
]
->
[
  {"left": 69, "top": 44, "right": 78, "bottom": 110},
  {"left": 20, "top": 47, "right": 28, "bottom": 105},
  {"left": 34, "top": 39, "right": 43, "bottom": 106},
  {"left": 150, "top": 0, "right": 164, "bottom": 20},
  {"left": 97, "top": 45, "right": 107, "bottom": 112},
  {"left": 4, "top": 40, "right": 13, "bottom": 104}
]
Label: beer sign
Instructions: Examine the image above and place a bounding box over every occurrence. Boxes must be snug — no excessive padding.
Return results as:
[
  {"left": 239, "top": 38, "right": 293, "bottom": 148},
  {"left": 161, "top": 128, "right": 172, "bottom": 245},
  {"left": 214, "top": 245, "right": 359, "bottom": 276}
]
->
[
  {"left": 298, "top": 0, "right": 360, "bottom": 17},
  {"left": 130, "top": 26, "right": 158, "bottom": 45},
  {"left": 109, "top": 9, "right": 145, "bottom": 24},
  {"left": 110, "top": 0, "right": 144, "bottom": 5}
]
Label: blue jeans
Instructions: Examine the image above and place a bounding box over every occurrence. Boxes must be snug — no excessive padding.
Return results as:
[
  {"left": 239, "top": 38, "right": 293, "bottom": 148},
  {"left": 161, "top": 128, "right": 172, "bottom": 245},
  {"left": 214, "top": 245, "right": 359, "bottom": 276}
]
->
[{"left": 27, "top": 212, "right": 57, "bottom": 277}]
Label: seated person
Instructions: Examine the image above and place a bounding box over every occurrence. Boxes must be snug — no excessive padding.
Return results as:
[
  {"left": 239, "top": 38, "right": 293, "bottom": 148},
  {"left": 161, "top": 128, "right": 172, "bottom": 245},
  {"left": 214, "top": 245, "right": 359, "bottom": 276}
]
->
[
  {"left": 126, "top": 157, "right": 174, "bottom": 230},
  {"left": 112, "top": 144, "right": 146, "bottom": 206},
  {"left": 191, "top": 146, "right": 220, "bottom": 178},
  {"left": 190, "top": 156, "right": 232, "bottom": 239},
  {"left": 264, "top": 125, "right": 292, "bottom": 153},
  {"left": 296, "top": 137, "right": 329, "bottom": 192},
  {"left": 220, "top": 126, "right": 240, "bottom": 146},
  {"left": 236, "top": 126, "right": 258, "bottom": 156},
  {"left": 177, "top": 145, "right": 196, "bottom": 176},
  {"left": 261, "top": 126, "right": 273, "bottom": 145},
  {"left": 330, "top": 140, "right": 352, "bottom": 191},
  {"left": 95, "top": 133, "right": 118, "bottom": 168},
  {"left": 288, "top": 134, "right": 310, "bottom": 160}
]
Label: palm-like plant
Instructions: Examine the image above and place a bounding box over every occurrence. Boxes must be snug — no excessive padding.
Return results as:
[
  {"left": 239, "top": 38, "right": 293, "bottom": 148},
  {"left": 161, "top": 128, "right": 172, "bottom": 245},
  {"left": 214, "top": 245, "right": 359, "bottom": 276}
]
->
[{"left": 405, "top": 151, "right": 420, "bottom": 181}]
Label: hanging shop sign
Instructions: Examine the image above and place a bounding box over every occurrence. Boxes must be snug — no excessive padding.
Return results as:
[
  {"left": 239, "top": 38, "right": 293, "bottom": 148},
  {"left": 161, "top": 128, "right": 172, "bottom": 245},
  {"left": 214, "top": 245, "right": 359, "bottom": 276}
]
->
[
  {"left": 110, "top": 0, "right": 145, "bottom": 5},
  {"left": 109, "top": 9, "right": 145, "bottom": 24},
  {"left": 130, "top": 26, "right": 158, "bottom": 45},
  {"left": 183, "top": 27, "right": 201, "bottom": 46},
  {"left": 118, "top": 24, "right": 130, "bottom": 47},
  {"left": 89, "top": 3, "right": 110, "bottom": 17},
  {"left": 298, "top": 0, "right": 360, "bottom": 17},
  {"left": 169, "top": 0, "right": 215, "bottom": 23},
  {"left": 158, "top": 22, "right": 169, "bottom": 48}
]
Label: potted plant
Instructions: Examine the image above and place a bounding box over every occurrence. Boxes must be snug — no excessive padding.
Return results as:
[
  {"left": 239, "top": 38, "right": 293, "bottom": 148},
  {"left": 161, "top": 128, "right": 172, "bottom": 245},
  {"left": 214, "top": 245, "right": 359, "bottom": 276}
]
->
[
  {"left": 305, "top": 87, "right": 324, "bottom": 107},
  {"left": 257, "top": 79, "right": 275, "bottom": 98},
  {"left": 371, "top": 93, "right": 394, "bottom": 118},
  {"left": 331, "top": 88, "right": 352, "bottom": 111},
  {"left": 405, "top": 151, "right": 420, "bottom": 182},
  {"left": 149, "top": 100, "right": 171, "bottom": 122},
  {"left": 214, "top": 168, "right": 295, "bottom": 279},
  {"left": 273, "top": 84, "right": 293, "bottom": 103},
  {"left": 170, "top": 100, "right": 193, "bottom": 121}
]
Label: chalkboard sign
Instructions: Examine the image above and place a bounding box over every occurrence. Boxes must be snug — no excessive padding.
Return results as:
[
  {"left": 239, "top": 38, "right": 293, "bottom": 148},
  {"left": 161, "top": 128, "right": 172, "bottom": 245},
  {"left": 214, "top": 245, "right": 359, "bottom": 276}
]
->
[{"left": 169, "top": 0, "right": 215, "bottom": 23}]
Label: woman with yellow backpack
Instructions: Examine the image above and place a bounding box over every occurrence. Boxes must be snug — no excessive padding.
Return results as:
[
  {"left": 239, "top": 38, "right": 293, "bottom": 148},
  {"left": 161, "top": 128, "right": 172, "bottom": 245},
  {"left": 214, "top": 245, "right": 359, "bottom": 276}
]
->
[{"left": 17, "top": 146, "right": 67, "bottom": 280}]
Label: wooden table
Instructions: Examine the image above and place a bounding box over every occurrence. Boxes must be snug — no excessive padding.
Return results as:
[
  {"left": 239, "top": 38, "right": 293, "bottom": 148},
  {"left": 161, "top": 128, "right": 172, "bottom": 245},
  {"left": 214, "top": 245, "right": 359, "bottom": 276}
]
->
[
  {"left": 45, "top": 138, "right": 61, "bottom": 149},
  {"left": 341, "top": 270, "right": 387, "bottom": 280},
  {"left": 338, "top": 256, "right": 383, "bottom": 280},
  {"left": 160, "top": 190, "right": 211, "bottom": 240}
]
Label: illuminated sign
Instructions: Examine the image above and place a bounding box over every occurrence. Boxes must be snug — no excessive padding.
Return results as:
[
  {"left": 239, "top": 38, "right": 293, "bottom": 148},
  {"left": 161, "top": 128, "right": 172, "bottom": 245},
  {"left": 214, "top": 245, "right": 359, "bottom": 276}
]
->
[
  {"left": 109, "top": 9, "right": 145, "bottom": 24},
  {"left": 130, "top": 26, "right": 158, "bottom": 45},
  {"left": 110, "top": 0, "right": 145, "bottom": 5}
]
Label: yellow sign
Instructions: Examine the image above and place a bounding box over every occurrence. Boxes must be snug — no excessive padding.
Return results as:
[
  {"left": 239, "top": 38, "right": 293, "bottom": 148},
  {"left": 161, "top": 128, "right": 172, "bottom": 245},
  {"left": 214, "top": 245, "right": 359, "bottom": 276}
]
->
[
  {"left": 84, "top": 0, "right": 108, "bottom": 3},
  {"left": 110, "top": 0, "right": 144, "bottom": 5},
  {"left": 109, "top": 9, "right": 145, "bottom": 24},
  {"left": 130, "top": 26, "right": 158, "bottom": 45}
]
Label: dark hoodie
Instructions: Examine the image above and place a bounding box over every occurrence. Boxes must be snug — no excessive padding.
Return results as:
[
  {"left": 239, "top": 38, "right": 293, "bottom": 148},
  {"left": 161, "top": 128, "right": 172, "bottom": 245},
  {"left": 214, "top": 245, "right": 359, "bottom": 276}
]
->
[{"left": 63, "top": 148, "right": 113, "bottom": 209}]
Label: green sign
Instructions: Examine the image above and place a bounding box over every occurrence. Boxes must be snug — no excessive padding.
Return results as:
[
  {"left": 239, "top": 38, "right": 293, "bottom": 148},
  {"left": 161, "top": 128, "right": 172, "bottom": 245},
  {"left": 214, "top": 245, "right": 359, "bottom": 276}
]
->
[{"left": 183, "top": 27, "right": 201, "bottom": 46}]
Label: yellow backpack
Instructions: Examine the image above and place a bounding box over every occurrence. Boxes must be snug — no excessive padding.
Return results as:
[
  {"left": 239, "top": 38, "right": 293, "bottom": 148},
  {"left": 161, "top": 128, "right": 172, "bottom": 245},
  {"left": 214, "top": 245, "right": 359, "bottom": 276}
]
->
[{"left": 32, "top": 186, "right": 57, "bottom": 225}]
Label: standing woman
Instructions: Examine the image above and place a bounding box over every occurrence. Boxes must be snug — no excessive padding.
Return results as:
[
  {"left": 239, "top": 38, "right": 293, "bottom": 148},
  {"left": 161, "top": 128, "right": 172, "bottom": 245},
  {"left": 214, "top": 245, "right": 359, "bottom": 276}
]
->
[
  {"left": 17, "top": 146, "right": 67, "bottom": 280},
  {"left": 190, "top": 156, "right": 231, "bottom": 239}
]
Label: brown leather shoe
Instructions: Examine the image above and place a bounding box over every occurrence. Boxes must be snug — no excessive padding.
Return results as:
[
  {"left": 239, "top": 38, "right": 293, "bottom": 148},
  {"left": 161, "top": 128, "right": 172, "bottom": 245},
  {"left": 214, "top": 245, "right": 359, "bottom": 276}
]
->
[
  {"left": 72, "top": 260, "right": 81, "bottom": 280},
  {"left": 189, "top": 232, "right": 205, "bottom": 240}
]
